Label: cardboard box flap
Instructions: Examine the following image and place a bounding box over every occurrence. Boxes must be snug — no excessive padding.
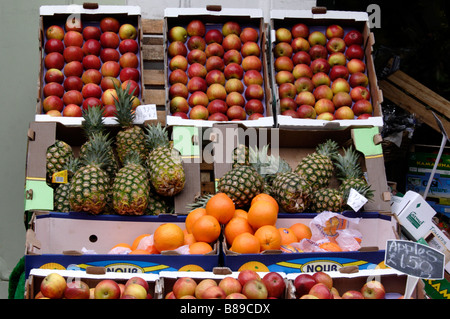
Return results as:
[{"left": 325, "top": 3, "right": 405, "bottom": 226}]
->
[
  {"left": 40, "top": 5, "right": 141, "bottom": 16},
  {"left": 270, "top": 9, "right": 369, "bottom": 22},
  {"left": 164, "top": 7, "right": 263, "bottom": 18}
]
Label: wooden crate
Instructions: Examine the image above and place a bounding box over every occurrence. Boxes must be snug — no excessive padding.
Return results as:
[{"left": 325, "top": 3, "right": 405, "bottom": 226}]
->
[{"left": 379, "top": 70, "right": 450, "bottom": 134}]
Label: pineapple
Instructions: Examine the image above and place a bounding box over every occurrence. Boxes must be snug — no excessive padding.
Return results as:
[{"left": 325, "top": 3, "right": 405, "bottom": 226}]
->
[
  {"left": 309, "top": 188, "right": 344, "bottom": 213},
  {"left": 145, "top": 123, "right": 185, "bottom": 197},
  {"left": 79, "top": 105, "right": 119, "bottom": 182},
  {"left": 114, "top": 83, "right": 148, "bottom": 165},
  {"left": 53, "top": 157, "right": 81, "bottom": 212},
  {"left": 69, "top": 133, "right": 113, "bottom": 214},
  {"left": 271, "top": 172, "right": 312, "bottom": 213},
  {"left": 46, "top": 140, "right": 74, "bottom": 187},
  {"left": 146, "top": 189, "right": 172, "bottom": 215},
  {"left": 112, "top": 151, "right": 150, "bottom": 215},
  {"left": 295, "top": 139, "right": 339, "bottom": 190},
  {"left": 232, "top": 144, "right": 250, "bottom": 167}
]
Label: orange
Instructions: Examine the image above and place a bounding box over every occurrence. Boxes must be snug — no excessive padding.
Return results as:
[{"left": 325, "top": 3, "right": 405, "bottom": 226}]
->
[
  {"left": 230, "top": 232, "right": 260, "bottom": 254},
  {"left": 278, "top": 227, "right": 298, "bottom": 245},
  {"left": 247, "top": 200, "right": 278, "bottom": 230},
  {"left": 129, "top": 249, "right": 151, "bottom": 255},
  {"left": 153, "top": 223, "right": 185, "bottom": 253},
  {"left": 185, "top": 208, "right": 207, "bottom": 233},
  {"left": 191, "top": 215, "right": 221, "bottom": 243},
  {"left": 254, "top": 225, "right": 282, "bottom": 251},
  {"left": 109, "top": 243, "right": 132, "bottom": 254},
  {"left": 184, "top": 232, "right": 197, "bottom": 245},
  {"left": 289, "top": 223, "right": 312, "bottom": 241},
  {"left": 251, "top": 193, "right": 279, "bottom": 211},
  {"left": 131, "top": 234, "right": 152, "bottom": 251},
  {"left": 189, "top": 241, "right": 213, "bottom": 254},
  {"left": 234, "top": 209, "right": 248, "bottom": 219},
  {"left": 224, "top": 216, "right": 254, "bottom": 246},
  {"left": 111, "top": 243, "right": 132, "bottom": 250},
  {"left": 319, "top": 242, "right": 343, "bottom": 252},
  {"left": 205, "top": 192, "right": 235, "bottom": 224}
]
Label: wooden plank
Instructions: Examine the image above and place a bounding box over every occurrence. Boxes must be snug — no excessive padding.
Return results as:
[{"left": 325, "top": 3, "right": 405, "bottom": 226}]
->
[
  {"left": 379, "top": 80, "right": 450, "bottom": 134},
  {"left": 142, "top": 19, "right": 164, "bottom": 35},
  {"left": 143, "top": 69, "right": 165, "bottom": 86},
  {"left": 387, "top": 70, "right": 450, "bottom": 118},
  {"left": 144, "top": 89, "right": 165, "bottom": 106},
  {"left": 142, "top": 44, "right": 164, "bottom": 62}
]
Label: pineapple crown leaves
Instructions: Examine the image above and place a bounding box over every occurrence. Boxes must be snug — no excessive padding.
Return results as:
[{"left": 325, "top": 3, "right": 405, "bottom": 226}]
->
[
  {"left": 81, "top": 105, "right": 105, "bottom": 138},
  {"left": 334, "top": 146, "right": 364, "bottom": 180},
  {"left": 248, "top": 145, "right": 291, "bottom": 179},
  {"left": 342, "top": 184, "right": 375, "bottom": 203},
  {"left": 145, "top": 122, "right": 171, "bottom": 151},
  {"left": 316, "top": 139, "right": 340, "bottom": 159},
  {"left": 122, "top": 149, "right": 144, "bottom": 167},
  {"left": 79, "top": 132, "right": 115, "bottom": 169},
  {"left": 113, "top": 81, "right": 137, "bottom": 127},
  {"left": 185, "top": 193, "right": 214, "bottom": 211}
]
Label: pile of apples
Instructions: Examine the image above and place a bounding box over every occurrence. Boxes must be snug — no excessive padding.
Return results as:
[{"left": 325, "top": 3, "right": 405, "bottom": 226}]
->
[
  {"left": 42, "top": 16, "right": 141, "bottom": 117},
  {"left": 167, "top": 20, "right": 266, "bottom": 121},
  {"left": 35, "top": 272, "right": 153, "bottom": 299},
  {"left": 293, "top": 271, "right": 386, "bottom": 299},
  {"left": 165, "top": 270, "right": 286, "bottom": 299},
  {"left": 273, "top": 23, "right": 372, "bottom": 120}
]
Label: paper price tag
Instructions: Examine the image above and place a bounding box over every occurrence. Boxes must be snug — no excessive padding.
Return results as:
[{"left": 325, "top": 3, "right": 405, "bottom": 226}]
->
[
  {"left": 135, "top": 104, "right": 157, "bottom": 123},
  {"left": 346, "top": 188, "right": 368, "bottom": 212}
]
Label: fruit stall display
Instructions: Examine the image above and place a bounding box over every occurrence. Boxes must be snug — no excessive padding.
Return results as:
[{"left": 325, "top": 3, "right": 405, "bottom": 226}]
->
[
  {"left": 37, "top": 5, "right": 144, "bottom": 124},
  {"left": 163, "top": 7, "right": 273, "bottom": 127},
  {"left": 268, "top": 9, "right": 383, "bottom": 128}
]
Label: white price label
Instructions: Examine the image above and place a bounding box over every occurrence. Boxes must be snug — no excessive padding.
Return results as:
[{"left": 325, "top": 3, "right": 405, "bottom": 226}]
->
[
  {"left": 346, "top": 188, "right": 368, "bottom": 212},
  {"left": 135, "top": 104, "right": 157, "bottom": 123}
]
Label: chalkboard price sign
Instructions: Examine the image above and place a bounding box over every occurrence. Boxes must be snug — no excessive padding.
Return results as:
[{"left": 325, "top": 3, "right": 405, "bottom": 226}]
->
[{"left": 385, "top": 240, "right": 445, "bottom": 279}]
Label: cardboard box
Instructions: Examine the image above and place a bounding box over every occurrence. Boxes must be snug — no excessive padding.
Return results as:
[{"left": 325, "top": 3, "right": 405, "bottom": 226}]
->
[
  {"left": 163, "top": 7, "right": 274, "bottom": 128},
  {"left": 211, "top": 123, "right": 391, "bottom": 213},
  {"left": 26, "top": 268, "right": 161, "bottom": 299},
  {"left": 269, "top": 9, "right": 383, "bottom": 129},
  {"left": 25, "top": 211, "right": 220, "bottom": 278},
  {"left": 37, "top": 4, "right": 156, "bottom": 126},
  {"left": 222, "top": 212, "right": 397, "bottom": 273},
  {"left": 286, "top": 268, "right": 424, "bottom": 299}
]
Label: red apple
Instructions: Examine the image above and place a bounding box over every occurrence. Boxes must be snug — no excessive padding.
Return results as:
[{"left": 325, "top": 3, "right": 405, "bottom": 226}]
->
[
  {"left": 275, "top": 28, "right": 292, "bottom": 43},
  {"left": 225, "top": 78, "right": 244, "bottom": 93},
  {"left": 275, "top": 56, "right": 294, "bottom": 72},
  {"left": 244, "top": 70, "right": 264, "bottom": 86},
  {"left": 328, "top": 52, "right": 347, "bottom": 67},
  {"left": 294, "top": 77, "right": 314, "bottom": 93},
  {"left": 292, "top": 51, "right": 311, "bottom": 65},
  {"left": 168, "top": 26, "right": 187, "bottom": 43},
  {"left": 64, "top": 16, "right": 82, "bottom": 32},
  {"left": 219, "top": 277, "right": 242, "bottom": 296},
  {"left": 101, "top": 88, "right": 118, "bottom": 106},
  {"left": 168, "top": 41, "right": 187, "bottom": 57},
  {"left": 125, "top": 277, "right": 149, "bottom": 293},
  {"left": 326, "top": 37, "right": 346, "bottom": 54},
  {"left": 248, "top": 113, "right": 264, "bottom": 120},
  {"left": 332, "top": 91, "right": 352, "bottom": 108},
  {"left": 82, "top": 97, "right": 102, "bottom": 110},
  {"left": 273, "top": 42, "right": 293, "bottom": 58},
  {"left": 170, "top": 96, "right": 189, "bottom": 113},
  {"left": 205, "top": 29, "right": 223, "bottom": 44},
  {"left": 308, "top": 31, "right": 326, "bottom": 46},
  {"left": 245, "top": 99, "right": 264, "bottom": 115},
  {"left": 64, "top": 61, "right": 83, "bottom": 77},
  {"left": 361, "top": 280, "right": 385, "bottom": 299},
  {"left": 227, "top": 105, "right": 246, "bottom": 120},
  {"left": 100, "top": 48, "right": 120, "bottom": 62},
  {"left": 82, "top": 39, "right": 101, "bottom": 56},
  {"left": 279, "top": 97, "right": 297, "bottom": 112},
  {"left": 346, "top": 44, "right": 365, "bottom": 60},
  {"left": 292, "top": 23, "right": 309, "bottom": 38},
  {"left": 63, "top": 46, "right": 84, "bottom": 63},
  {"left": 352, "top": 99, "right": 373, "bottom": 116},
  {"left": 94, "top": 279, "right": 121, "bottom": 299},
  {"left": 40, "top": 273, "right": 67, "bottom": 299},
  {"left": 83, "top": 26, "right": 101, "bottom": 40},
  {"left": 187, "top": 35, "right": 206, "bottom": 51},
  {"left": 45, "top": 38, "right": 64, "bottom": 54},
  {"left": 242, "top": 279, "right": 268, "bottom": 299},
  {"left": 63, "top": 104, "right": 83, "bottom": 117},
  {"left": 189, "top": 91, "right": 209, "bottom": 107},
  {"left": 101, "top": 61, "right": 120, "bottom": 78},
  {"left": 317, "top": 112, "right": 335, "bottom": 120},
  {"left": 190, "top": 105, "right": 209, "bottom": 120},
  {"left": 46, "top": 25, "right": 64, "bottom": 41},
  {"left": 295, "top": 91, "right": 315, "bottom": 107},
  {"left": 187, "top": 49, "right": 207, "bottom": 65},
  {"left": 207, "top": 99, "right": 228, "bottom": 114},
  {"left": 311, "top": 72, "right": 331, "bottom": 87},
  {"left": 169, "top": 82, "right": 189, "bottom": 99},
  {"left": 238, "top": 270, "right": 261, "bottom": 287},
  {"left": 282, "top": 109, "right": 299, "bottom": 118},
  {"left": 172, "top": 277, "right": 197, "bottom": 299},
  {"left": 44, "top": 52, "right": 65, "bottom": 70},
  {"left": 64, "top": 31, "right": 83, "bottom": 47},
  {"left": 334, "top": 106, "right": 355, "bottom": 119},
  {"left": 224, "top": 63, "right": 243, "bottom": 80},
  {"left": 81, "top": 69, "right": 102, "bottom": 85},
  {"left": 349, "top": 72, "right": 369, "bottom": 88},
  {"left": 63, "top": 90, "right": 83, "bottom": 106},
  {"left": 122, "top": 283, "right": 147, "bottom": 299},
  {"left": 102, "top": 105, "right": 117, "bottom": 117},
  {"left": 119, "top": 39, "right": 139, "bottom": 54},
  {"left": 119, "top": 52, "right": 139, "bottom": 69},
  {"left": 187, "top": 63, "right": 207, "bottom": 78},
  {"left": 240, "top": 27, "right": 259, "bottom": 43},
  {"left": 206, "top": 56, "right": 225, "bottom": 72},
  {"left": 64, "top": 76, "right": 83, "bottom": 91},
  {"left": 100, "top": 17, "right": 120, "bottom": 33},
  {"left": 242, "top": 56, "right": 262, "bottom": 72},
  {"left": 46, "top": 110, "right": 61, "bottom": 116},
  {"left": 329, "top": 65, "right": 349, "bottom": 81},
  {"left": 326, "top": 25, "right": 345, "bottom": 39},
  {"left": 344, "top": 30, "right": 363, "bottom": 46},
  {"left": 300, "top": 294, "right": 319, "bottom": 299},
  {"left": 222, "top": 34, "right": 242, "bottom": 51},
  {"left": 241, "top": 42, "right": 261, "bottom": 57},
  {"left": 120, "top": 67, "right": 140, "bottom": 82},
  {"left": 187, "top": 20, "right": 206, "bottom": 37},
  {"left": 223, "top": 49, "right": 242, "bottom": 65},
  {"left": 310, "top": 58, "right": 330, "bottom": 74},
  {"left": 45, "top": 68, "right": 64, "bottom": 84},
  {"left": 357, "top": 113, "right": 372, "bottom": 120},
  {"left": 82, "top": 55, "right": 101, "bottom": 70},
  {"left": 202, "top": 286, "right": 226, "bottom": 299},
  {"left": 291, "top": 37, "right": 310, "bottom": 53},
  {"left": 100, "top": 76, "right": 120, "bottom": 91},
  {"left": 169, "top": 55, "right": 188, "bottom": 72},
  {"left": 119, "top": 24, "right": 137, "bottom": 40},
  {"left": 207, "top": 83, "right": 227, "bottom": 101},
  {"left": 297, "top": 104, "right": 316, "bottom": 119},
  {"left": 309, "top": 283, "right": 332, "bottom": 299},
  {"left": 222, "top": 21, "right": 241, "bottom": 36},
  {"left": 262, "top": 272, "right": 286, "bottom": 299},
  {"left": 347, "top": 59, "right": 366, "bottom": 74},
  {"left": 208, "top": 112, "right": 228, "bottom": 121},
  {"left": 350, "top": 86, "right": 370, "bottom": 101},
  {"left": 313, "top": 85, "right": 333, "bottom": 100},
  {"left": 278, "top": 82, "right": 296, "bottom": 99},
  {"left": 100, "top": 31, "right": 120, "bottom": 49},
  {"left": 187, "top": 76, "right": 207, "bottom": 92},
  {"left": 43, "top": 95, "right": 64, "bottom": 112},
  {"left": 43, "top": 82, "right": 64, "bottom": 98},
  {"left": 309, "top": 44, "right": 328, "bottom": 60},
  {"left": 206, "top": 70, "right": 226, "bottom": 86},
  {"left": 226, "top": 91, "right": 245, "bottom": 107},
  {"left": 169, "top": 69, "right": 188, "bottom": 85},
  {"left": 292, "top": 64, "right": 312, "bottom": 79},
  {"left": 315, "top": 98, "right": 335, "bottom": 114},
  {"left": 275, "top": 71, "right": 295, "bottom": 85},
  {"left": 342, "top": 290, "right": 364, "bottom": 299},
  {"left": 246, "top": 84, "right": 265, "bottom": 100},
  {"left": 195, "top": 279, "right": 217, "bottom": 299},
  {"left": 121, "top": 79, "right": 140, "bottom": 96},
  {"left": 331, "top": 78, "right": 351, "bottom": 94}
]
